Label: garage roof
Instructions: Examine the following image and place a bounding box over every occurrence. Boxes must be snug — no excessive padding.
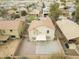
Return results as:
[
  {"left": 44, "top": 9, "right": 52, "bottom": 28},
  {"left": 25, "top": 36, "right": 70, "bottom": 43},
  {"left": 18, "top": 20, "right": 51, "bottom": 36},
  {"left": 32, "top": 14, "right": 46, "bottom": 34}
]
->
[{"left": 56, "top": 20, "right": 79, "bottom": 40}]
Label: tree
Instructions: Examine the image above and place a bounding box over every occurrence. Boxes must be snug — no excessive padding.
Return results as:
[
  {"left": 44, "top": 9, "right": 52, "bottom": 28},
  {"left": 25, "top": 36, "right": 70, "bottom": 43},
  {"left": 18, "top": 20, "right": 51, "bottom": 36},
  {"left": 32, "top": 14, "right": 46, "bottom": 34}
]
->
[
  {"left": 75, "top": 0, "right": 79, "bottom": 5},
  {"left": 73, "top": 1, "right": 79, "bottom": 24},
  {"left": 49, "top": 3, "right": 62, "bottom": 20},
  {"left": 21, "top": 10, "right": 27, "bottom": 16},
  {"left": 75, "top": 5, "right": 79, "bottom": 23},
  {"left": 0, "top": 8, "right": 7, "bottom": 18},
  {"left": 5, "top": 57, "right": 11, "bottom": 59}
]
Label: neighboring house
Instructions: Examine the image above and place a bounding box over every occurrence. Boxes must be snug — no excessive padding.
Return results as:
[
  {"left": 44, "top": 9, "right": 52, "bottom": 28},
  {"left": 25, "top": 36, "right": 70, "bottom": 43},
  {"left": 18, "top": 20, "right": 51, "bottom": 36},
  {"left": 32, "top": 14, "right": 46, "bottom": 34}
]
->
[
  {"left": 56, "top": 20, "right": 79, "bottom": 58},
  {"left": 29, "top": 9, "right": 40, "bottom": 16},
  {"left": 15, "top": 17, "right": 26, "bottom": 22},
  {"left": 7, "top": 10, "right": 16, "bottom": 15},
  {"left": 56, "top": 20, "right": 79, "bottom": 41},
  {"left": 66, "top": 0, "right": 76, "bottom": 6},
  {"left": 0, "top": 20, "right": 25, "bottom": 40},
  {"left": 59, "top": 2, "right": 65, "bottom": 9},
  {"left": 28, "top": 16, "right": 55, "bottom": 41}
]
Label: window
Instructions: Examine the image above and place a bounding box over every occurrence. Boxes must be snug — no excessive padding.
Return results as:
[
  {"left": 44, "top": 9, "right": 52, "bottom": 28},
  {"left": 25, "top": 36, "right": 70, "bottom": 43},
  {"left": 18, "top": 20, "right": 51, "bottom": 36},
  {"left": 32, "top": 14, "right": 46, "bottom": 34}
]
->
[
  {"left": 47, "top": 30, "right": 49, "bottom": 33},
  {"left": 21, "top": 11, "right": 27, "bottom": 16},
  {"left": 10, "top": 30, "right": 13, "bottom": 32},
  {"left": 10, "top": 35, "right": 16, "bottom": 39}
]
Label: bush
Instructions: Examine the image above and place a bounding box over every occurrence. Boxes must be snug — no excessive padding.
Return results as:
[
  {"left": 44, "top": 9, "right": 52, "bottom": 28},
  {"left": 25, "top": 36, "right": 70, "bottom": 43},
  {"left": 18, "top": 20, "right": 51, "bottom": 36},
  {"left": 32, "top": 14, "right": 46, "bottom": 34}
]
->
[
  {"left": 14, "top": 14, "right": 20, "bottom": 19},
  {"left": 21, "top": 11, "right": 27, "bottom": 16},
  {"left": 5, "top": 57, "right": 11, "bottom": 59},
  {"left": 27, "top": 15, "right": 37, "bottom": 22}
]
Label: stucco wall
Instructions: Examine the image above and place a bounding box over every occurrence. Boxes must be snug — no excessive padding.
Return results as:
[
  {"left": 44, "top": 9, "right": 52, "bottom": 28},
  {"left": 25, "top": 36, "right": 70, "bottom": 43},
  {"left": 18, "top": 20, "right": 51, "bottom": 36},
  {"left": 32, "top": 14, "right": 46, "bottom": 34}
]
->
[
  {"left": 29, "top": 26, "right": 55, "bottom": 41},
  {"left": 4, "top": 29, "right": 19, "bottom": 38},
  {"left": 0, "top": 21, "right": 25, "bottom": 38}
]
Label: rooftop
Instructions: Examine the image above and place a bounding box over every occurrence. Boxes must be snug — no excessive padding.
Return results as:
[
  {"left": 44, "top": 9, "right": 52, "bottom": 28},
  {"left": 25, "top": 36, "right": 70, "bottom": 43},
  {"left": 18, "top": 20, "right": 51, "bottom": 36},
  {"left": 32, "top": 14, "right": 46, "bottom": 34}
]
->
[
  {"left": 0, "top": 20, "right": 21, "bottom": 30},
  {"left": 28, "top": 16, "right": 55, "bottom": 31},
  {"left": 56, "top": 20, "right": 79, "bottom": 40}
]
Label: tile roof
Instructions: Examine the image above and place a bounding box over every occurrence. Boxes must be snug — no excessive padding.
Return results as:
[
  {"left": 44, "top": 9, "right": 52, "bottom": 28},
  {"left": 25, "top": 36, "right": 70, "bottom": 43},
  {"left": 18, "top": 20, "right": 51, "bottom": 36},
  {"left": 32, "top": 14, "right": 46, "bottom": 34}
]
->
[
  {"left": 56, "top": 20, "right": 79, "bottom": 40},
  {"left": 28, "top": 16, "right": 55, "bottom": 31},
  {"left": 0, "top": 20, "right": 20, "bottom": 30}
]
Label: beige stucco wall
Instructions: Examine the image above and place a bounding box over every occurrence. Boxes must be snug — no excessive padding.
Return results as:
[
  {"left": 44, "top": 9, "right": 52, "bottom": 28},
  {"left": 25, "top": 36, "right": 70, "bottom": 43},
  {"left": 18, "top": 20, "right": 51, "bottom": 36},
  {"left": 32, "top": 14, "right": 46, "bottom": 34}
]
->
[
  {"left": 4, "top": 29, "right": 19, "bottom": 38},
  {"left": 29, "top": 26, "right": 55, "bottom": 41},
  {"left": 0, "top": 21, "right": 25, "bottom": 38}
]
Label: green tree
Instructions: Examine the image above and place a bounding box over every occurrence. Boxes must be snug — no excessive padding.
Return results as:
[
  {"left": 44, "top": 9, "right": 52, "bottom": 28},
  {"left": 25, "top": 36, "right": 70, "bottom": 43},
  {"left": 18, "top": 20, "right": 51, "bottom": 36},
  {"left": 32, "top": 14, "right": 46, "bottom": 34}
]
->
[
  {"left": 21, "top": 10, "right": 27, "bottom": 16},
  {"left": 72, "top": 4, "right": 79, "bottom": 24},
  {"left": 75, "top": 5, "right": 79, "bottom": 22},
  {"left": 49, "top": 3, "right": 62, "bottom": 20},
  {"left": 72, "top": 0, "right": 79, "bottom": 24},
  {"left": 0, "top": 8, "right": 7, "bottom": 18},
  {"left": 75, "top": 0, "right": 79, "bottom": 5}
]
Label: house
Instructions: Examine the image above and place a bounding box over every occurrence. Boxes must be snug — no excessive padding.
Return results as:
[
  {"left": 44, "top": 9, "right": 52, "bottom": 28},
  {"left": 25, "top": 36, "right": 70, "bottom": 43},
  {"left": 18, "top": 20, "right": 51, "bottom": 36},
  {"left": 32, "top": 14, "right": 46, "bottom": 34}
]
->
[
  {"left": 0, "top": 20, "right": 25, "bottom": 40},
  {"left": 7, "top": 9, "right": 16, "bottom": 15},
  {"left": 28, "top": 16, "right": 55, "bottom": 41},
  {"left": 56, "top": 20, "right": 79, "bottom": 58},
  {"left": 56, "top": 20, "right": 79, "bottom": 41},
  {"left": 29, "top": 9, "right": 40, "bottom": 16}
]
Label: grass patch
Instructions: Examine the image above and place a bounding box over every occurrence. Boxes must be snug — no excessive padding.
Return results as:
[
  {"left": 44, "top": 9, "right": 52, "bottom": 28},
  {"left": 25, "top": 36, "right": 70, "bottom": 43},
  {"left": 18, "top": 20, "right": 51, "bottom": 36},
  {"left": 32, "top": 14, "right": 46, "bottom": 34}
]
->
[{"left": 27, "top": 15, "right": 37, "bottom": 22}]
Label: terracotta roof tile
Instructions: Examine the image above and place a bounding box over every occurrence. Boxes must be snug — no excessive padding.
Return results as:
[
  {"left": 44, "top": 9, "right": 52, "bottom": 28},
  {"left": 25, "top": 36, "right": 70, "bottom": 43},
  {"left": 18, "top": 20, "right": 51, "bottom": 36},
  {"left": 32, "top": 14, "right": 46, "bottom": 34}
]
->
[
  {"left": 0, "top": 20, "right": 20, "bottom": 30},
  {"left": 28, "top": 16, "right": 55, "bottom": 31},
  {"left": 56, "top": 20, "right": 79, "bottom": 40}
]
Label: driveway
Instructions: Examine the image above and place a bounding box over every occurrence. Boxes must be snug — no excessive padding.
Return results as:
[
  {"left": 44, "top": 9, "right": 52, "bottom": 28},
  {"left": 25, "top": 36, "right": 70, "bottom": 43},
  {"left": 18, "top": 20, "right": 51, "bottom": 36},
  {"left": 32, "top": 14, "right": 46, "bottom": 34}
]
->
[{"left": 16, "top": 38, "right": 63, "bottom": 56}]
